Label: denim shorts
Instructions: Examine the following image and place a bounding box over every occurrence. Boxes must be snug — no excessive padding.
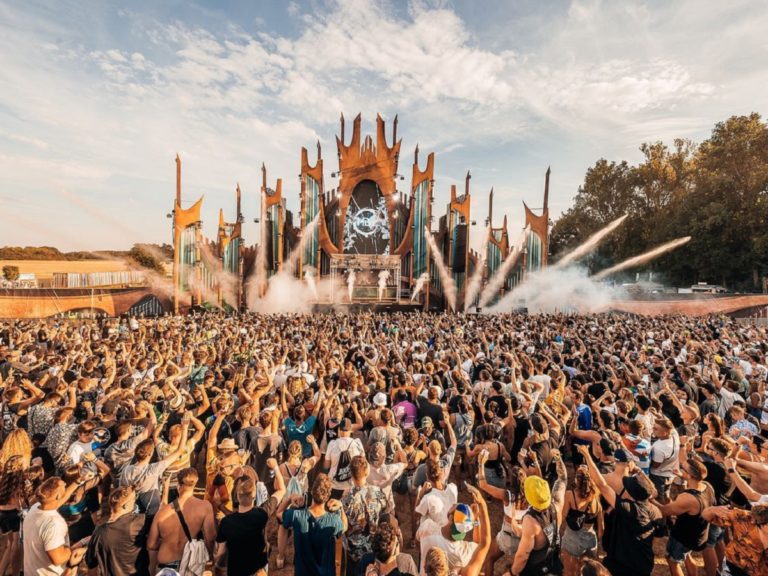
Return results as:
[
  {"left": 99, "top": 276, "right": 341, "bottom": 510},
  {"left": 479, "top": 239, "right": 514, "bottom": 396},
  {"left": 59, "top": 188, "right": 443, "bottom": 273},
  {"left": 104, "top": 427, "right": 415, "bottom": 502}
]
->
[
  {"left": 562, "top": 526, "right": 598, "bottom": 557},
  {"left": 706, "top": 524, "right": 724, "bottom": 547},
  {"left": 666, "top": 536, "right": 692, "bottom": 563}
]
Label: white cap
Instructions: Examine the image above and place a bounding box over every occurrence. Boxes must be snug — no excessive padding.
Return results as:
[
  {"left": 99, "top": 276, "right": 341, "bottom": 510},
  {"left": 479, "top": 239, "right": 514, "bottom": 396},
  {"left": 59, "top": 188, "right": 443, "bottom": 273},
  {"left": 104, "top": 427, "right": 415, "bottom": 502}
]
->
[{"left": 373, "top": 392, "right": 387, "bottom": 407}]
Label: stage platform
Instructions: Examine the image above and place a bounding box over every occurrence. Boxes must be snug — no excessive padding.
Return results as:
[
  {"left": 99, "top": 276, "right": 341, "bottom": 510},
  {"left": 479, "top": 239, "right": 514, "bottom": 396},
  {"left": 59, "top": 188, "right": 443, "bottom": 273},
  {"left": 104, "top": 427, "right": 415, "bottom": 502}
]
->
[{"left": 311, "top": 302, "right": 423, "bottom": 314}]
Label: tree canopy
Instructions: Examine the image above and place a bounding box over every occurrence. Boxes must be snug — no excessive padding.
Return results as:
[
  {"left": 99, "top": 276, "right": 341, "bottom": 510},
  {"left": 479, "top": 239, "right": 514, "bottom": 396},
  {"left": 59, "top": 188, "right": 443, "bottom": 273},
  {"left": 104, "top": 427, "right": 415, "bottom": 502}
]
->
[{"left": 550, "top": 113, "right": 768, "bottom": 290}]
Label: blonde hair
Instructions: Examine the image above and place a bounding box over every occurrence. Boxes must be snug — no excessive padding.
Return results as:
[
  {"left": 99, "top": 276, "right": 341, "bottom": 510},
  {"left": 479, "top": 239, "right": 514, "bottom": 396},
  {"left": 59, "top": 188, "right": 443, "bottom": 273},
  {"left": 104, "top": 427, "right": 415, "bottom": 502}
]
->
[
  {"left": 287, "top": 440, "right": 303, "bottom": 463},
  {"left": 0, "top": 429, "right": 32, "bottom": 469},
  {"left": 424, "top": 548, "right": 449, "bottom": 576}
]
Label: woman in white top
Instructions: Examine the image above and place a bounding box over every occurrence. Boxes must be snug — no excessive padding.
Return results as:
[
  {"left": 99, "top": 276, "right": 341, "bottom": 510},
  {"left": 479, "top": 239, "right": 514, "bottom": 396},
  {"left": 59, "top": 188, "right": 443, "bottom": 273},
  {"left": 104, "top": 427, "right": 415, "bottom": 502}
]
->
[{"left": 477, "top": 450, "right": 527, "bottom": 576}]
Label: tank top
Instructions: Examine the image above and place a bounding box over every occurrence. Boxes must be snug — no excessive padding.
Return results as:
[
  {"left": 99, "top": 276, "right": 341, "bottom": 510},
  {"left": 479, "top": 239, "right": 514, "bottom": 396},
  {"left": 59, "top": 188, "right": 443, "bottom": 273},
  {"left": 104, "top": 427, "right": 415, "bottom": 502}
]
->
[
  {"left": 502, "top": 497, "right": 516, "bottom": 532},
  {"left": 520, "top": 504, "right": 561, "bottom": 576},
  {"left": 565, "top": 491, "right": 598, "bottom": 531},
  {"left": 670, "top": 487, "right": 712, "bottom": 551},
  {"left": 454, "top": 412, "right": 473, "bottom": 446},
  {"left": 483, "top": 441, "right": 506, "bottom": 475}
]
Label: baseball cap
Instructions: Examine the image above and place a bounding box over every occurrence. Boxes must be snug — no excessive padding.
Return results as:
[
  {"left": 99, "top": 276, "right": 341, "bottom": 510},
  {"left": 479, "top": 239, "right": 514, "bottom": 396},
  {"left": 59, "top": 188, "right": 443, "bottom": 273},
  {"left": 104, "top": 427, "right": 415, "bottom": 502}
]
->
[
  {"left": 421, "top": 416, "right": 434, "bottom": 429},
  {"left": 451, "top": 504, "right": 477, "bottom": 540},
  {"left": 614, "top": 449, "right": 629, "bottom": 463},
  {"left": 524, "top": 476, "right": 551, "bottom": 511}
]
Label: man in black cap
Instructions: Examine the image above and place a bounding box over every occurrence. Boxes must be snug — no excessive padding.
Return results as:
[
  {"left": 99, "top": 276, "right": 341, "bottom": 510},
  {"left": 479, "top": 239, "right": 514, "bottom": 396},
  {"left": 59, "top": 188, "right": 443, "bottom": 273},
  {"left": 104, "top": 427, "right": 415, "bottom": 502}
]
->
[{"left": 577, "top": 444, "right": 663, "bottom": 576}]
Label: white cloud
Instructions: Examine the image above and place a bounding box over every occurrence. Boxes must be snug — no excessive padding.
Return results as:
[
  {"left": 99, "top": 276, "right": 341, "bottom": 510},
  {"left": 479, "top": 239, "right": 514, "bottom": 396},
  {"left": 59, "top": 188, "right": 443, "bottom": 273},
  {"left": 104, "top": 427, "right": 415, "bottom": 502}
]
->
[{"left": 0, "top": 0, "right": 765, "bottom": 251}]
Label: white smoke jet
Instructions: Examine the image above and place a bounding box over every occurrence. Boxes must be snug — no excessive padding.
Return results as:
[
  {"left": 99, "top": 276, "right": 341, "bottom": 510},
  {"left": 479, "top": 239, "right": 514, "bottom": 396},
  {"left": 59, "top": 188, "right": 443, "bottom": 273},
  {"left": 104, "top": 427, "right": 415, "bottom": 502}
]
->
[
  {"left": 199, "top": 242, "right": 239, "bottom": 308},
  {"left": 425, "top": 227, "right": 457, "bottom": 311},
  {"left": 463, "top": 254, "right": 486, "bottom": 311},
  {"left": 463, "top": 227, "right": 489, "bottom": 312},
  {"left": 488, "top": 266, "right": 624, "bottom": 314},
  {"left": 347, "top": 270, "right": 356, "bottom": 302},
  {"left": 305, "top": 269, "right": 319, "bottom": 300},
  {"left": 478, "top": 225, "right": 530, "bottom": 308},
  {"left": 591, "top": 237, "right": 691, "bottom": 280},
  {"left": 285, "top": 216, "right": 320, "bottom": 275},
  {"left": 378, "top": 270, "right": 390, "bottom": 301},
  {"left": 247, "top": 271, "right": 340, "bottom": 313},
  {"left": 554, "top": 214, "right": 628, "bottom": 268},
  {"left": 410, "top": 273, "right": 429, "bottom": 302}
]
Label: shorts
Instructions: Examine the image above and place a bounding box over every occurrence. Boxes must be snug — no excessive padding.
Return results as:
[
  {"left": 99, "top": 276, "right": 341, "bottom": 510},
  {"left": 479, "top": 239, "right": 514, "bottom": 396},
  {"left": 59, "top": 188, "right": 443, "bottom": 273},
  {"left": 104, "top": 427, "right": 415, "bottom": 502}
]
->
[
  {"left": 484, "top": 467, "right": 506, "bottom": 489},
  {"left": 0, "top": 509, "right": 21, "bottom": 534},
  {"left": 561, "top": 526, "right": 598, "bottom": 557},
  {"left": 706, "top": 524, "right": 724, "bottom": 547},
  {"left": 496, "top": 530, "right": 521, "bottom": 555},
  {"left": 666, "top": 536, "right": 693, "bottom": 563}
]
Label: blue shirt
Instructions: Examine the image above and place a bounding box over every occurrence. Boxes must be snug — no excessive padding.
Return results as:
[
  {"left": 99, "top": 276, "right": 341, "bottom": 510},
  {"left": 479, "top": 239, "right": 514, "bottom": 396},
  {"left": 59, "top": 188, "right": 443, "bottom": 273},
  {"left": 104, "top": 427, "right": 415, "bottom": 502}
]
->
[
  {"left": 285, "top": 415, "right": 318, "bottom": 457},
  {"left": 575, "top": 404, "right": 593, "bottom": 446},
  {"left": 282, "top": 508, "right": 344, "bottom": 576}
]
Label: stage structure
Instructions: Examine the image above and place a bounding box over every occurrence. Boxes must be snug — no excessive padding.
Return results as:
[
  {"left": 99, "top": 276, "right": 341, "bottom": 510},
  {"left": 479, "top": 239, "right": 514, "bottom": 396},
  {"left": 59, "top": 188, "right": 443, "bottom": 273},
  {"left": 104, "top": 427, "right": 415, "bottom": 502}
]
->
[
  {"left": 170, "top": 113, "right": 551, "bottom": 313},
  {"left": 171, "top": 155, "right": 246, "bottom": 313},
  {"left": 216, "top": 184, "right": 245, "bottom": 310}
]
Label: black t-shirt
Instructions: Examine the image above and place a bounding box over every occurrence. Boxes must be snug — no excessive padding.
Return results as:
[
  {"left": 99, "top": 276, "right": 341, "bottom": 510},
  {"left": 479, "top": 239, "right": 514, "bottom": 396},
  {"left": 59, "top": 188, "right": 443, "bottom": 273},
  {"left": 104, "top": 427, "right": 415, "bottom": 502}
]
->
[
  {"left": 415, "top": 396, "right": 444, "bottom": 429},
  {"left": 702, "top": 459, "right": 730, "bottom": 504},
  {"left": 604, "top": 495, "right": 662, "bottom": 576},
  {"left": 217, "top": 497, "right": 279, "bottom": 576},
  {"left": 510, "top": 414, "right": 530, "bottom": 461},
  {"left": 587, "top": 382, "right": 609, "bottom": 400},
  {"left": 485, "top": 395, "right": 508, "bottom": 418},
  {"left": 85, "top": 513, "right": 149, "bottom": 576}
]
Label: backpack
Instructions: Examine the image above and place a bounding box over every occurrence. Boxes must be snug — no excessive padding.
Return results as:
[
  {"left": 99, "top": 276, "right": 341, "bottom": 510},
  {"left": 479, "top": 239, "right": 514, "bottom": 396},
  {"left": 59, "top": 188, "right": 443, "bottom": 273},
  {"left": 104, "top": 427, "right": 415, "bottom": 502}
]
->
[
  {"left": 334, "top": 438, "right": 357, "bottom": 483},
  {"left": 174, "top": 500, "right": 209, "bottom": 576},
  {"left": 285, "top": 464, "right": 304, "bottom": 498}
]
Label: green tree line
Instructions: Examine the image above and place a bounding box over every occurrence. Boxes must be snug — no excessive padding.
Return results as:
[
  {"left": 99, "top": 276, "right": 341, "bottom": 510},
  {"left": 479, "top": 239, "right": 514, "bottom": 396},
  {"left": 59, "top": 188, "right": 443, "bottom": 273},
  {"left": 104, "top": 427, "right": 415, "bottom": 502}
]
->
[{"left": 550, "top": 113, "right": 768, "bottom": 291}]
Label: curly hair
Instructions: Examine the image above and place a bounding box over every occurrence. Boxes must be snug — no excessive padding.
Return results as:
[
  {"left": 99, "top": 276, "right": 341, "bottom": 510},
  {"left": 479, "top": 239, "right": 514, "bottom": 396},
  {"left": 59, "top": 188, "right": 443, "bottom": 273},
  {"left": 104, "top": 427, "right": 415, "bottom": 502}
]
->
[
  {"left": 575, "top": 465, "right": 597, "bottom": 501},
  {"left": 0, "top": 456, "right": 28, "bottom": 506},
  {"left": 372, "top": 522, "right": 399, "bottom": 563},
  {"left": 0, "top": 429, "right": 32, "bottom": 469},
  {"left": 403, "top": 427, "right": 419, "bottom": 447},
  {"left": 706, "top": 414, "right": 724, "bottom": 438},
  {"left": 508, "top": 465, "right": 528, "bottom": 507}
]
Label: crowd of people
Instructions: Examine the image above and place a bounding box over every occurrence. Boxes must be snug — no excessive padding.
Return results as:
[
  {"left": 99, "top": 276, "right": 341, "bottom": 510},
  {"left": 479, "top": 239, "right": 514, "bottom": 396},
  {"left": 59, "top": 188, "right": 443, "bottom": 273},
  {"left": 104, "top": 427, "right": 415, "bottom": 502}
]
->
[{"left": 0, "top": 311, "right": 767, "bottom": 576}]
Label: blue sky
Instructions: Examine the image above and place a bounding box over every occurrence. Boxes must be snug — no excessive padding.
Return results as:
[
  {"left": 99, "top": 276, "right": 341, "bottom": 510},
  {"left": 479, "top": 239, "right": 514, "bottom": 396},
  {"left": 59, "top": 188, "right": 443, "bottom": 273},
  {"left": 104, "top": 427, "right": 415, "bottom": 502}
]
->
[{"left": 0, "top": 0, "right": 765, "bottom": 251}]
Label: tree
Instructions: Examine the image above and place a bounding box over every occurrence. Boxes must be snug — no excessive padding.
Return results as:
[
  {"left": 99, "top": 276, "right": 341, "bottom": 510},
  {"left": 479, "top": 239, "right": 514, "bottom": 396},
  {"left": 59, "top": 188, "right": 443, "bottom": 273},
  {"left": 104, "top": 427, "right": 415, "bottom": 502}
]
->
[
  {"left": 2, "top": 265, "right": 20, "bottom": 282},
  {"left": 549, "top": 159, "right": 639, "bottom": 272},
  {"left": 550, "top": 113, "right": 768, "bottom": 289},
  {"left": 128, "top": 244, "right": 164, "bottom": 274}
]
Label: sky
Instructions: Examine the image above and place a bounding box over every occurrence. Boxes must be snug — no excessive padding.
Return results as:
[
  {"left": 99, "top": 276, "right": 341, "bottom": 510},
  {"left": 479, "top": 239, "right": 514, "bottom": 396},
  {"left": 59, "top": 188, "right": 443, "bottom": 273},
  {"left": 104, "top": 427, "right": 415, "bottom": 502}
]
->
[{"left": 0, "top": 0, "right": 766, "bottom": 252}]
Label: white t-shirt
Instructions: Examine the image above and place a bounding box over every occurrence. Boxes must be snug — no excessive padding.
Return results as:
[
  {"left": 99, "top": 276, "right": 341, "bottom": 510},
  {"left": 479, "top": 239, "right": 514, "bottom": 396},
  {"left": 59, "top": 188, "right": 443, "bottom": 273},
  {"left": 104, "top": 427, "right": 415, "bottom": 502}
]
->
[
  {"left": 66, "top": 440, "right": 93, "bottom": 465},
  {"left": 415, "top": 484, "right": 458, "bottom": 528},
  {"left": 651, "top": 432, "right": 679, "bottom": 478},
  {"left": 419, "top": 528, "right": 477, "bottom": 576},
  {"left": 326, "top": 436, "right": 364, "bottom": 491},
  {"left": 22, "top": 504, "right": 69, "bottom": 576},
  {"left": 368, "top": 462, "right": 406, "bottom": 510},
  {"left": 527, "top": 375, "right": 551, "bottom": 397}
]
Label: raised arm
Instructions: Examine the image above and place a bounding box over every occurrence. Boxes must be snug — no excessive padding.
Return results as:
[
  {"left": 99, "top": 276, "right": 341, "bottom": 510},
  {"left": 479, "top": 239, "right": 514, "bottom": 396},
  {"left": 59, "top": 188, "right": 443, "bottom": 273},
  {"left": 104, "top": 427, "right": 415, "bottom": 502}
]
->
[
  {"left": 576, "top": 444, "right": 616, "bottom": 508},
  {"left": 461, "top": 484, "right": 491, "bottom": 576}
]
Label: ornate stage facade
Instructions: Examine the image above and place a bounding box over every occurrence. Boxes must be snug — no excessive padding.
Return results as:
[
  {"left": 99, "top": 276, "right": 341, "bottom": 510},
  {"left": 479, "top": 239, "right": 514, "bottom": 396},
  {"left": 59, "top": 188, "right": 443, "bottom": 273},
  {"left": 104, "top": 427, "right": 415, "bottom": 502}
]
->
[{"left": 170, "top": 113, "right": 551, "bottom": 312}]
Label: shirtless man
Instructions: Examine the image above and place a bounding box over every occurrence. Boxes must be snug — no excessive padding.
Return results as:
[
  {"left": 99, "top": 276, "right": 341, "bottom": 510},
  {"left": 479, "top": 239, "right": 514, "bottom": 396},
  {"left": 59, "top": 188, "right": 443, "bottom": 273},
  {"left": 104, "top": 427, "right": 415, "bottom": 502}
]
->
[{"left": 147, "top": 467, "right": 215, "bottom": 573}]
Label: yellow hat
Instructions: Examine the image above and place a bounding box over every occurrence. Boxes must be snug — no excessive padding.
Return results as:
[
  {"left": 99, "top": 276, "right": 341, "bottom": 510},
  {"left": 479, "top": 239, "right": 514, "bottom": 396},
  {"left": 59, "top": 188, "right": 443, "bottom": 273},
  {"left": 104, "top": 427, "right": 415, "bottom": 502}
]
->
[
  {"left": 524, "top": 476, "right": 551, "bottom": 511},
  {"left": 714, "top": 355, "right": 724, "bottom": 365}
]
